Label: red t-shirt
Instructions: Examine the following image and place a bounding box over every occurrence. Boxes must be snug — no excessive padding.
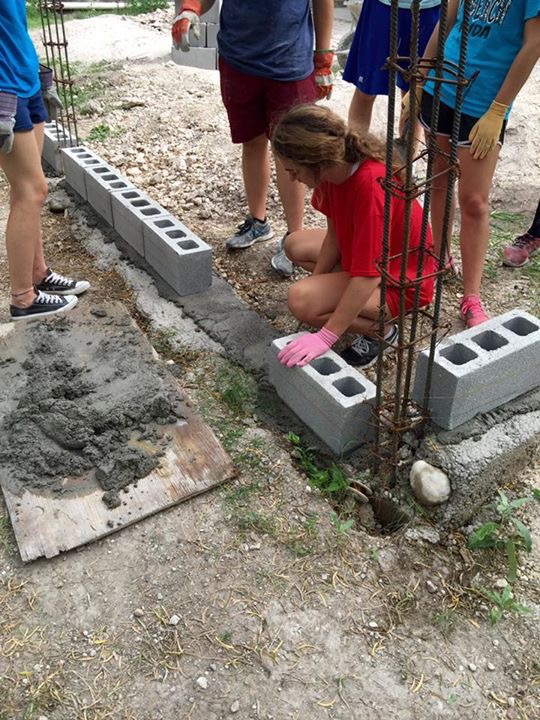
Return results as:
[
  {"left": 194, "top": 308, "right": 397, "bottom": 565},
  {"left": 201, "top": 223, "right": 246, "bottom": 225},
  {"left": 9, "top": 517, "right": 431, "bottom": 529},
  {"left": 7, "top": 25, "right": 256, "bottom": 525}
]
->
[{"left": 311, "top": 159, "right": 435, "bottom": 309}]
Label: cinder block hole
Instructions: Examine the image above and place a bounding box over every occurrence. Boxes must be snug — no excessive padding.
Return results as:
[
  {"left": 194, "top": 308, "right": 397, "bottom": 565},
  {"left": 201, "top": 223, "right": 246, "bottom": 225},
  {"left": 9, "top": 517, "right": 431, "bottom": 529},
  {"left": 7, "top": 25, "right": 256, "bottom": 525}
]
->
[
  {"left": 154, "top": 219, "right": 175, "bottom": 229},
  {"left": 440, "top": 343, "right": 478, "bottom": 365},
  {"left": 83, "top": 159, "right": 100, "bottom": 166},
  {"left": 122, "top": 191, "right": 140, "bottom": 199},
  {"left": 178, "top": 239, "right": 198, "bottom": 250},
  {"left": 71, "top": 148, "right": 86, "bottom": 154},
  {"left": 472, "top": 330, "right": 508, "bottom": 351},
  {"left": 102, "top": 174, "right": 119, "bottom": 181},
  {"left": 503, "top": 317, "right": 539, "bottom": 337},
  {"left": 166, "top": 229, "right": 187, "bottom": 239},
  {"left": 93, "top": 167, "right": 110, "bottom": 175},
  {"left": 311, "top": 357, "right": 341, "bottom": 376},
  {"left": 77, "top": 153, "right": 92, "bottom": 159},
  {"left": 333, "top": 377, "right": 365, "bottom": 397},
  {"left": 132, "top": 199, "right": 150, "bottom": 208},
  {"left": 141, "top": 208, "right": 161, "bottom": 217},
  {"left": 110, "top": 181, "right": 127, "bottom": 189}
]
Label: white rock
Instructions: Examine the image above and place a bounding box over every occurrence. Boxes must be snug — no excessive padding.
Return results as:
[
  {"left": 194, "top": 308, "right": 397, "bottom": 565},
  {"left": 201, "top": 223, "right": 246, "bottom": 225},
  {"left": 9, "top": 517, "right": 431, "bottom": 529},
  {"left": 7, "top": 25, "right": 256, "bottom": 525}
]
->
[
  {"left": 495, "top": 578, "right": 508, "bottom": 588},
  {"left": 487, "top": 662, "right": 495, "bottom": 671},
  {"left": 168, "top": 614, "right": 180, "bottom": 626},
  {"left": 196, "top": 676, "right": 208, "bottom": 689},
  {"left": 468, "top": 663, "right": 477, "bottom": 672},
  {"left": 133, "top": 608, "right": 144, "bottom": 617},
  {"left": 230, "top": 700, "right": 240, "bottom": 713},
  {"left": 410, "top": 460, "right": 451, "bottom": 505}
]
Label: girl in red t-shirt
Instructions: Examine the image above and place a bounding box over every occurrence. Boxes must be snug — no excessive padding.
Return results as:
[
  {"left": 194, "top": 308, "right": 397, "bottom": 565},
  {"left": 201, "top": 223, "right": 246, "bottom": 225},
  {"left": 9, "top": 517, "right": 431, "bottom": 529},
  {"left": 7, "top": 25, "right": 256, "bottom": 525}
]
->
[{"left": 272, "top": 104, "right": 435, "bottom": 369}]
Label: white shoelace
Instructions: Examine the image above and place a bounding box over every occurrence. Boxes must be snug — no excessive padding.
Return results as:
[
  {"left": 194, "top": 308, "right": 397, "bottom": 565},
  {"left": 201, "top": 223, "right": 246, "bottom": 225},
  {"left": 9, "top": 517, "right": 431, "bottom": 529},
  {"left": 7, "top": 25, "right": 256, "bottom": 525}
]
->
[
  {"left": 36, "top": 290, "right": 64, "bottom": 305},
  {"left": 45, "top": 270, "right": 74, "bottom": 287}
]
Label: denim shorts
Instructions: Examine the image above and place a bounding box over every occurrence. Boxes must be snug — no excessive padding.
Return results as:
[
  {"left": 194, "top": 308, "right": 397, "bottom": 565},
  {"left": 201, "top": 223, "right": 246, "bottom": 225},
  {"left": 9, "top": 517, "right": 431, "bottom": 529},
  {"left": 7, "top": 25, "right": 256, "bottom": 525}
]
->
[{"left": 14, "top": 91, "right": 48, "bottom": 132}]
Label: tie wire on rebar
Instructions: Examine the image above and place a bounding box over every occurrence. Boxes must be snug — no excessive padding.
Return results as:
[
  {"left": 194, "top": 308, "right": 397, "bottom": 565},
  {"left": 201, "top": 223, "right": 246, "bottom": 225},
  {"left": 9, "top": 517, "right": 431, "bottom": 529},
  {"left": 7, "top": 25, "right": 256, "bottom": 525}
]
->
[
  {"left": 38, "top": 0, "right": 79, "bottom": 145},
  {"left": 370, "top": 0, "right": 475, "bottom": 482}
]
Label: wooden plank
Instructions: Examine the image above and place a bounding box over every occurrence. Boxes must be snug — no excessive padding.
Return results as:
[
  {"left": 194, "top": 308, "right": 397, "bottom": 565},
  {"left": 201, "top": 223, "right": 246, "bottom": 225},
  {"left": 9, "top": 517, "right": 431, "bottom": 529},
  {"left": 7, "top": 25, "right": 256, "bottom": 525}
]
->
[{"left": 2, "top": 416, "right": 236, "bottom": 562}]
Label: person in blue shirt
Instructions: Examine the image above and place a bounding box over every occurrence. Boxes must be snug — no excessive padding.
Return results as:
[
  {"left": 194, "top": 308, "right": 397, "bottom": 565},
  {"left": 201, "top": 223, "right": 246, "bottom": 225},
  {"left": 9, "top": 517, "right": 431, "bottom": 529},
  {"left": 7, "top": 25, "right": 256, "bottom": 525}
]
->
[
  {"left": 172, "top": 0, "right": 334, "bottom": 277},
  {"left": 403, "top": 0, "right": 540, "bottom": 327},
  {"left": 0, "top": 0, "right": 90, "bottom": 321},
  {"left": 343, "top": 0, "right": 441, "bottom": 131}
]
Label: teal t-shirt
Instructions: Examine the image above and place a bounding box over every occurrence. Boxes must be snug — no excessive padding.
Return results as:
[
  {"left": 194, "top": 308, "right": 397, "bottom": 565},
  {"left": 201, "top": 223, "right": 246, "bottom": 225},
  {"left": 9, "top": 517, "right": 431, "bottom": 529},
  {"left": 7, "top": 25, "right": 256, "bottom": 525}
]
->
[
  {"left": 0, "top": 0, "right": 40, "bottom": 97},
  {"left": 425, "top": 0, "right": 540, "bottom": 118}
]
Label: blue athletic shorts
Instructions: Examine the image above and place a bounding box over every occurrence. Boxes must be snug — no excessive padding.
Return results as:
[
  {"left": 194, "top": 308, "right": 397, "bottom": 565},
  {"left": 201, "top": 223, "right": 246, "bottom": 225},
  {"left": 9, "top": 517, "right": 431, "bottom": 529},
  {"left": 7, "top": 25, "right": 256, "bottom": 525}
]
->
[
  {"left": 14, "top": 91, "right": 48, "bottom": 132},
  {"left": 343, "top": 0, "right": 440, "bottom": 95}
]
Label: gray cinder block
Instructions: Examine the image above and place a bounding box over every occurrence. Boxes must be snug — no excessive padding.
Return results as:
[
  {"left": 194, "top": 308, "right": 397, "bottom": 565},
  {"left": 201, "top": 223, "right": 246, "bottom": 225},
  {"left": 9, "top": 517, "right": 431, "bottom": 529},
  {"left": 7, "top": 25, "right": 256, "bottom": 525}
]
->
[
  {"left": 111, "top": 188, "right": 169, "bottom": 256},
  {"left": 142, "top": 215, "right": 212, "bottom": 296},
  {"left": 60, "top": 146, "right": 103, "bottom": 199},
  {"left": 206, "top": 23, "right": 219, "bottom": 48},
  {"left": 269, "top": 335, "right": 377, "bottom": 456},
  {"left": 413, "top": 308, "right": 540, "bottom": 429},
  {"left": 84, "top": 164, "right": 135, "bottom": 226},
  {"left": 171, "top": 46, "right": 217, "bottom": 70},
  {"left": 43, "top": 120, "right": 74, "bottom": 172}
]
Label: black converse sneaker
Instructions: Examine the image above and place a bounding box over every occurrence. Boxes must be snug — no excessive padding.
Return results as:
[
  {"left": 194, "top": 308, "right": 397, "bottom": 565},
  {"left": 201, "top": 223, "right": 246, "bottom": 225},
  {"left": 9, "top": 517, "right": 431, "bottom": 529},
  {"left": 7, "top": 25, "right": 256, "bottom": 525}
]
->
[
  {"left": 36, "top": 268, "right": 90, "bottom": 296},
  {"left": 340, "top": 325, "right": 399, "bottom": 368},
  {"left": 10, "top": 290, "right": 78, "bottom": 321}
]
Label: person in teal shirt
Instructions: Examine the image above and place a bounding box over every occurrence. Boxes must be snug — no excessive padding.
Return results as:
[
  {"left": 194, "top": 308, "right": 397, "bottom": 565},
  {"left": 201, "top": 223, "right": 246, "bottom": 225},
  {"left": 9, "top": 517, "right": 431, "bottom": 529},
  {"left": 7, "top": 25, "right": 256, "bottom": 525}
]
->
[
  {"left": 404, "top": 0, "right": 540, "bottom": 328},
  {"left": 0, "top": 0, "right": 89, "bottom": 321}
]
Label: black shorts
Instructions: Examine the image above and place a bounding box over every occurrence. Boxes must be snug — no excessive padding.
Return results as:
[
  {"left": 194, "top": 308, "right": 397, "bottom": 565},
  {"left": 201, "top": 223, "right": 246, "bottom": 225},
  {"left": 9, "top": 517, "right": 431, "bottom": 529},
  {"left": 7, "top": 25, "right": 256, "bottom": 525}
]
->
[{"left": 420, "top": 91, "right": 507, "bottom": 147}]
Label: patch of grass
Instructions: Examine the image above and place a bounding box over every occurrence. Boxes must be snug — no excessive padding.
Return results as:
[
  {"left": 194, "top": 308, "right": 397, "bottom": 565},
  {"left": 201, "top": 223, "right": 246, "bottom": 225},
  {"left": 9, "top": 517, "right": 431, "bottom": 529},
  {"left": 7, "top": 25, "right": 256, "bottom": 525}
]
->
[
  {"left": 87, "top": 122, "right": 112, "bottom": 142},
  {"left": 69, "top": 60, "right": 115, "bottom": 116},
  {"left": 0, "top": 514, "right": 16, "bottom": 555},
  {"left": 479, "top": 585, "right": 531, "bottom": 625},
  {"left": 432, "top": 609, "right": 457, "bottom": 637},
  {"left": 236, "top": 510, "right": 276, "bottom": 535},
  {"left": 288, "top": 432, "right": 349, "bottom": 498},
  {"left": 218, "top": 366, "right": 256, "bottom": 416}
]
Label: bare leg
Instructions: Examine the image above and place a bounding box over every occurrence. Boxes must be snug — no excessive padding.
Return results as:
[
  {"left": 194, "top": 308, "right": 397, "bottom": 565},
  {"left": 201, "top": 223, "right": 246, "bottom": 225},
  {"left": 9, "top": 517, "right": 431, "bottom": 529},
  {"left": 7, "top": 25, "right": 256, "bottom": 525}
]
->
[
  {"left": 285, "top": 229, "right": 326, "bottom": 272},
  {"left": 287, "top": 271, "right": 392, "bottom": 336},
  {"left": 31, "top": 122, "right": 49, "bottom": 283},
  {"left": 242, "top": 133, "right": 270, "bottom": 221},
  {"left": 457, "top": 145, "right": 500, "bottom": 297},
  {"left": 426, "top": 131, "right": 456, "bottom": 262},
  {"left": 0, "top": 130, "right": 48, "bottom": 307},
  {"left": 275, "top": 154, "right": 305, "bottom": 234},
  {"left": 348, "top": 88, "right": 376, "bottom": 132}
]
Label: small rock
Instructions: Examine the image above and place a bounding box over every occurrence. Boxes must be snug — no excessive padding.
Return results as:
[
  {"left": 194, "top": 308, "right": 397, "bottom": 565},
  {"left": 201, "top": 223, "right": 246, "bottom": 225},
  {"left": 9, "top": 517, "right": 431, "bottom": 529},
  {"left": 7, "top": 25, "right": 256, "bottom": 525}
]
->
[
  {"left": 90, "top": 308, "right": 108, "bottom": 318},
  {"left": 404, "top": 526, "right": 441, "bottom": 544},
  {"left": 507, "top": 697, "right": 515, "bottom": 708},
  {"left": 495, "top": 578, "right": 508, "bottom": 588},
  {"left": 487, "top": 662, "right": 495, "bottom": 671},
  {"left": 426, "top": 580, "right": 438, "bottom": 593},
  {"left": 196, "top": 676, "right": 208, "bottom": 689},
  {"left": 169, "top": 614, "right": 180, "bottom": 626},
  {"left": 133, "top": 608, "right": 144, "bottom": 618},
  {"left": 368, "top": 621, "right": 378, "bottom": 628},
  {"left": 230, "top": 700, "right": 240, "bottom": 713},
  {"left": 468, "top": 663, "right": 477, "bottom": 672},
  {"left": 410, "top": 460, "right": 451, "bottom": 505},
  {"left": 157, "top": 593, "right": 163, "bottom": 601}
]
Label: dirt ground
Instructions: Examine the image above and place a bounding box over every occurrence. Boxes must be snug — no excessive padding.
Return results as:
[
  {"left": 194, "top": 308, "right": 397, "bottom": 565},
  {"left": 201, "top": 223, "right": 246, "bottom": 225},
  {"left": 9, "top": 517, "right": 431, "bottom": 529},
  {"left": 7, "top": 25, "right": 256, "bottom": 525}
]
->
[{"left": 1, "top": 7, "right": 539, "bottom": 720}]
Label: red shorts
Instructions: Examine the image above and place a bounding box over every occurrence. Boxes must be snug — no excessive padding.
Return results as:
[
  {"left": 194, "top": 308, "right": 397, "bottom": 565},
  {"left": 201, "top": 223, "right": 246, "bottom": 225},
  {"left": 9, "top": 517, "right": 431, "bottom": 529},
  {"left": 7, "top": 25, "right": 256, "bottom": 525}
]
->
[{"left": 218, "top": 57, "right": 317, "bottom": 144}]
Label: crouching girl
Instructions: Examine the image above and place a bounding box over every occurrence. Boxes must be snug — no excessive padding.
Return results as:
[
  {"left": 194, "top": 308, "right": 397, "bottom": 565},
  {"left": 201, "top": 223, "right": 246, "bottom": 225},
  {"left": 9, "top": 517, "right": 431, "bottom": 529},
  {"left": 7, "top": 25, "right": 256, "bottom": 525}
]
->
[{"left": 272, "top": 104, "right": 435, "bottom": 369}]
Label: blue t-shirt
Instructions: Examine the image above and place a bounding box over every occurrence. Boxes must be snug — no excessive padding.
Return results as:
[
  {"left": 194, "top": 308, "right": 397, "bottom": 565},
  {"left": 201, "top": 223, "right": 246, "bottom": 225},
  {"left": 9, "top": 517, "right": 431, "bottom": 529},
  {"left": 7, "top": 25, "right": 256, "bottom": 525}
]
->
[
  {"left": 425, "top": 0, "right": 540, "bottom": 118},
  {"left": 0, "top": 0, "right": 40, "bottom": 97},
  {"left": 218, "top": 0, "right": 314, "bottom": 81}
]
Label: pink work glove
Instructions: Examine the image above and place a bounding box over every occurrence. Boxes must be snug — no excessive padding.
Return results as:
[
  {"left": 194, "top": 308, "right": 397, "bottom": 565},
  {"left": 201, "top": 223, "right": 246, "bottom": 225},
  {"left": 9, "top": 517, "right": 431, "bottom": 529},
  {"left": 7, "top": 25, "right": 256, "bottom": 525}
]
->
[
  {"left": 172, "top": 0, "right": 202, "bottom": 52},
  {"left": 278, "top": 327, "right": 339, "bottom": 368}
]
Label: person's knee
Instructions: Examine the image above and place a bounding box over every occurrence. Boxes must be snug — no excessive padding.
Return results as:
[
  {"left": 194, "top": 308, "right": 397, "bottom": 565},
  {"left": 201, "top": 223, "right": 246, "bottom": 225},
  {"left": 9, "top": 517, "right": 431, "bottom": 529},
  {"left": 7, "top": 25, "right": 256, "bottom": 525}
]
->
[
  {"left": 287, "top": 282, "right": 313, "bottom": 322},
  {"left": 459, "top": 190, "right": 489, "bottom": 220},
  {"left": 10, "top": 177, "right": 48, "bottom": 210}
]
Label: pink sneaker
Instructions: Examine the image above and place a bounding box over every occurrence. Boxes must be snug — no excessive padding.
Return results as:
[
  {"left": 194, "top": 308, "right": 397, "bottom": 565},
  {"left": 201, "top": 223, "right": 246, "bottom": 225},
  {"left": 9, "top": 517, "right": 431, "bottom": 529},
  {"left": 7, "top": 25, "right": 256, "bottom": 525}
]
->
[
  {"left": 460, "top": 295, "right": 489, "bottom": 328},
  {"left": 502, "top": 233, "right": 540, "bottom": 267}
]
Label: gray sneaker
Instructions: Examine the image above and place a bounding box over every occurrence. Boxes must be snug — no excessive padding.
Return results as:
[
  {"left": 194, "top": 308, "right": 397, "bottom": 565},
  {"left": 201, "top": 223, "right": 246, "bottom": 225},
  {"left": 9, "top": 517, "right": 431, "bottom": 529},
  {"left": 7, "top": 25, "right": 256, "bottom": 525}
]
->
[
  {"left": 270, "top": 233, "right": 294, "bottom": 277},
  {"left": 226, "top": 215, "right": 274, "bottom": 249}
]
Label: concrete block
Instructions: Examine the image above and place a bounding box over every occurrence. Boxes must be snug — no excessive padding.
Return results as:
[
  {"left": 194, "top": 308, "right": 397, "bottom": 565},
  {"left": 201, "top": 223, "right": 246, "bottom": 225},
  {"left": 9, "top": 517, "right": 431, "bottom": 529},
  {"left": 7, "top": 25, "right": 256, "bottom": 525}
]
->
[
  {"left": 60, "top": 146, "right": 103, "bottom": 199},
  {"left": 206, "top": 23, "right": 219, "bottom": 48},
  {"left": 413, "top": 308, "right": 540, "bottom": 429},
  {"left": 171, "top": 46, "right": 217, "bottom": 71},
  {"left": 42, "top": 120, "right": 74, "bottom": 172},
  {"left": 142, "top": 215, "right": 212, "bottom": 296},
  {"left": 111, "top": 188, "right": 169, "bottom": 256},
  {"left": 269, "top": 334, "right": 377, "bottom": 456},
  {"left": 84, "top": 163, "right": 135, "bottom": 226}
]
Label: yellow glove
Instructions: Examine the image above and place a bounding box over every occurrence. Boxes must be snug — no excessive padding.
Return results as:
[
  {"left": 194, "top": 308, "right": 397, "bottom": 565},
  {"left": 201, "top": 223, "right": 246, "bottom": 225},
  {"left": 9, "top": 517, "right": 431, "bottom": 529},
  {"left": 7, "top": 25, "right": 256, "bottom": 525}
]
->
[{"left": 468, "top": 101, "right": 508, "bottom": 160}]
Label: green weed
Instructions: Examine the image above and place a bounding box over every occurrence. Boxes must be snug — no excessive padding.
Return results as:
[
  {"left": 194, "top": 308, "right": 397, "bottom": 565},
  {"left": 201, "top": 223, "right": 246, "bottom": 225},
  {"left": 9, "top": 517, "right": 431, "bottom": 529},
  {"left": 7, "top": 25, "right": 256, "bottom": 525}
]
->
[
  {"left": 218, "top": 366, "right": 255, "bottom": 416},
  {"left": 87, "top": 122, "right": 111, "bottom": 142},
  {"left": 468, "top": 490, "right": 535, "bottom": 583},
  {"left": 479, "top": 585, "right": 531, "bottom": 625},
  {"left": 288, "top": 432, "right": 349, "bottom": 497}
]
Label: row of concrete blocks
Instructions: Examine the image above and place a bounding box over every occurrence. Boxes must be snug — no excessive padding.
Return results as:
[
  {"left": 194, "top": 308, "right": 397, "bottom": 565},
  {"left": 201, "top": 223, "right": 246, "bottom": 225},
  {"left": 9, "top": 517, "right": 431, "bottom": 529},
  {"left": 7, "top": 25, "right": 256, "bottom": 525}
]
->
[
  {"left": 269, "top": 309, "right": 540, "bottom": 455},
  {"left": 42, "top": 120, "right": 73, "bottom": 173},
  {"left": 171, "top": 0, "right": 221, "bottom": 70},
  {"left": 60, "top": 145, "right": 212, "bottom": 297}
]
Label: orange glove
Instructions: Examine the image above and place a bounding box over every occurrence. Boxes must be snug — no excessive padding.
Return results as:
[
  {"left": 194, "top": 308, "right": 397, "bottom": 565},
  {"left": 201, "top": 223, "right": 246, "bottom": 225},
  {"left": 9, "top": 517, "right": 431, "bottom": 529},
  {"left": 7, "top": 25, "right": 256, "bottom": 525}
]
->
[
  {"left": 468, "top": 100, "right": 508, "bottom": 160},
  {"left": 172, "top": 0, "right": 202, "bottom": 52},
  {"left": 314, "top": 51, "right": 334, "bottom": 100}
]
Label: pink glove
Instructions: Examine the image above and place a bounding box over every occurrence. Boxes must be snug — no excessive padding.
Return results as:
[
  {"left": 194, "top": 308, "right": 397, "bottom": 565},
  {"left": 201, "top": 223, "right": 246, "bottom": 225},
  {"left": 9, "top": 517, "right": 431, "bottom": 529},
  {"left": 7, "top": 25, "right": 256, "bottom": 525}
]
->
[{"left": 278, "top": 327, "right": 339, "bottom": 368}]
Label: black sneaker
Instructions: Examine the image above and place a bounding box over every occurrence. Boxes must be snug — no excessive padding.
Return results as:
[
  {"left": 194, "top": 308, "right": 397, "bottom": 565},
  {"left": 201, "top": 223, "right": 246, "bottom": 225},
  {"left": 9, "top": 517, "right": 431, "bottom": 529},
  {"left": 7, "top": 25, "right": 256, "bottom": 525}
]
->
[
  {"left": 10, "top": 290, "right": 78, "bottom": 321},
  {"left": 36, "top": 268, "right": 90, "bottom": 296},
  {"left": 340, "top": 325, "right": 399, "bottom": 368}
]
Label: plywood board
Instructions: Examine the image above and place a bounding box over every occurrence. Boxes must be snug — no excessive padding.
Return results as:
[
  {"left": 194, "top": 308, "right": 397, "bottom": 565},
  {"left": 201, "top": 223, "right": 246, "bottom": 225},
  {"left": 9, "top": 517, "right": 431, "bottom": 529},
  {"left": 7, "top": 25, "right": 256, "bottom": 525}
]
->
[{"left": 2, "top": 416, "right": 235, "bottom": 562}]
